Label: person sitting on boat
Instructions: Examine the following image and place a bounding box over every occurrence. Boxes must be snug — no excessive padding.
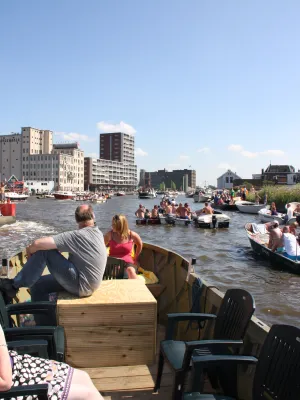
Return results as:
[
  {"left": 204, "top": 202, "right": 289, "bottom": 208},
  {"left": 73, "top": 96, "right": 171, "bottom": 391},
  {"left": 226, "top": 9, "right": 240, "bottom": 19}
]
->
[
  {"left": 263, "top": 193, "right": 268, "bottom": 205},
  {"left": 135, "top": 204, "right": 145, "bottom": 219},
  {"left": 255, "top": 192, "right": 261, "bottom": 205},
  {"left": 282, "top": 226, "right": 300, "bottom": 260},
  {"left": 176, "top": 203, "right": 190, "bottom": 220},
  {"left": 0, "top": 205, "right": 107, "bottom": 305},
  {"left": 144, "top": 209, "right": 151, "bottom": 219},
  {"left": 267, "top": 221, "right": 284, "bottom": 252},
  {"left": 284, "top": 203, "right": 294, "bottom": 223},
  {"left": 104, "top": 214, "right": 142, "bottom": 279},
  {"left": 151, "top": 205, "right": 159, "bottom": 219},
  {"left": 0, "top": 182, "right": 5, "bottom": 203},
  {"left": 164, "top": 202, "right": 173, "bottom": 215},
  {"left": 0, "top": 323, "right": 104, "bottom": 400},
  {"left": 289, "top": 222, "right": 298, "bottom": 236},
  {"left": 200, "top": 202, "right": 214, "bottom": 215},
  {"left": 270, "top": 202, "right": 278, "bottom": 216},
  {"left": 171, "top": 203, "right": 177, "bottom": 214},
  {"left": 184, "top": 202, "right": 192, "bottom": 217}
]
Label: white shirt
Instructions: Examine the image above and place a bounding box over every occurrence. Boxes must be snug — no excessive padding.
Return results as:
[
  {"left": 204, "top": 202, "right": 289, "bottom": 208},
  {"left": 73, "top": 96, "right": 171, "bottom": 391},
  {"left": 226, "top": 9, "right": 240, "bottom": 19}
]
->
[
  {"left": 283, "top": 233, "right": 300, "bottom": 256},
  {"left": 287, "top": 207, "right": 294, "bottom": 220}
]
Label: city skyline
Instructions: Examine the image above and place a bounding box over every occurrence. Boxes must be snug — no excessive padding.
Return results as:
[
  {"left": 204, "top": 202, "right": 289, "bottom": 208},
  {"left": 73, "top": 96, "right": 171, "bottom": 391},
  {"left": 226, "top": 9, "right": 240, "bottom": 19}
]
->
[{"left": 1, "top": 1, "right": 300, "bottom": 185}]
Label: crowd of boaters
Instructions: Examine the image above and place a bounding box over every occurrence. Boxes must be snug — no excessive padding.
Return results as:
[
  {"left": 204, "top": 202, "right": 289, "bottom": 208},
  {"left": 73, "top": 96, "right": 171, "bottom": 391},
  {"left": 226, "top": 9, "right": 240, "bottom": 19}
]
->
[
  {"left": 212, "top": 186, "right": 266, "bottom": 206},
  {"left": 135, "top": 199, "right": 214, "bottom": 220}
]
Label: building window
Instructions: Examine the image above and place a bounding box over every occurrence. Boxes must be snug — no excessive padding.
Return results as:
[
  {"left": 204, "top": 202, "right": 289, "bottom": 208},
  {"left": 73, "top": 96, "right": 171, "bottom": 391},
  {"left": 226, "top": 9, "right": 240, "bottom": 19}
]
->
[{"left": 226, "top": 177, "right": 229, "bottom": 183}]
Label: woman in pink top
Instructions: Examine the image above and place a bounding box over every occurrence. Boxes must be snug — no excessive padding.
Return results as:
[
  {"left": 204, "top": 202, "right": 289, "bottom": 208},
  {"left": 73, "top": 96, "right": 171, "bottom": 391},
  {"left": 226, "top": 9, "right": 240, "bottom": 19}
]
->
[{"left": 104, "top": 214, "right": 143, "bottom": 279}]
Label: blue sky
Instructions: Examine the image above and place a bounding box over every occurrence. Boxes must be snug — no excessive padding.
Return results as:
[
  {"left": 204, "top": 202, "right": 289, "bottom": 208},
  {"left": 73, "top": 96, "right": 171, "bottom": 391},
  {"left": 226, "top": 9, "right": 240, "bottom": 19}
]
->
[{"left": 1, "top": 0, "right": 300, "bottom": 186}]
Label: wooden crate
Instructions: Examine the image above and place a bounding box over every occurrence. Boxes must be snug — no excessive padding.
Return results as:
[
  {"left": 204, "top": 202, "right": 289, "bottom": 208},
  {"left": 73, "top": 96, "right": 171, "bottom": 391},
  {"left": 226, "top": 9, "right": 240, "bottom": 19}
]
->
[{"left": 57, "top": 280, "right": 157, "bottom": 368}]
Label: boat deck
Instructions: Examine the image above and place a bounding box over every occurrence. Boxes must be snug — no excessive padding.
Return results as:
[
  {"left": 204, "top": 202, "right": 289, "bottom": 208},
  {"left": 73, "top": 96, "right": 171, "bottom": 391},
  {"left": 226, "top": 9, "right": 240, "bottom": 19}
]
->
[{"left": 84, "top": 325, "right": 173, "bottom": 400}]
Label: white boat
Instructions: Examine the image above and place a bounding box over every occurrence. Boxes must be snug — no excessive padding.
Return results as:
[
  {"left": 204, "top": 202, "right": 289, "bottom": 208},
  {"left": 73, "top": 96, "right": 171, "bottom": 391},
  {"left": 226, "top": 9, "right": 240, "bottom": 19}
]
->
[
  {"left": 235, "top": 201, "right": 267, "bottom": 214},
  {"left": 194, "top": 210, "right": 230, "bottom": 228},
  {"left": 53, "top": 191, "right": 76, "bottom": 200},
  {"left": 159, "top": 214, "right": 192, "bottom": 226},
  {"left": 45, "top": 194, "right": 55, "bottom": 199},
  {"left": 258, "top": 208, "right": 285, "bottom": 225},
  {"left": 5, "top": 192, "right": 29, "bottom": 201},
  {"left": 91, "top": 197, "right": 107, "bottom": 204},
  {"left": 193, "top": 191, "right": 210, "bottom": 203},
  {"left": 116, "top": 191, "right": 126, "bottom": 196},
  {"left": 138, "top": 189, "right": 157, "bottom": 199}
]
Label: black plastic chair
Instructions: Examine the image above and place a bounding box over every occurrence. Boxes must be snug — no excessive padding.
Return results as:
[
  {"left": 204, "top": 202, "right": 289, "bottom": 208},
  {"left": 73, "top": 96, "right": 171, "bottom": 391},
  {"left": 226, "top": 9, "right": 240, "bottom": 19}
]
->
[
  {"left": 0, "top": 293, "right": 65, "bottom": 361},
  {"left": 184, "top": 324, "right": 300, "bottom": 400},
  {"left": 1, "top": 384, "right": 48, "bottom": 399},
  {"left": 103, "top": 256, "right": 126, "bottom": 280},
  {"left": 154, "top": 288, "right": 255, "bottom": 400}
]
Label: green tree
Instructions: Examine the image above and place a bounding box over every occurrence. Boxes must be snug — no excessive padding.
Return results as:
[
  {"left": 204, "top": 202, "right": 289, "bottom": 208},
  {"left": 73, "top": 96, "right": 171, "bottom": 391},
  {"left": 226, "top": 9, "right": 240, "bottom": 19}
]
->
[{"left": 159, "top": 182, "right": 165, "bottom": 191}]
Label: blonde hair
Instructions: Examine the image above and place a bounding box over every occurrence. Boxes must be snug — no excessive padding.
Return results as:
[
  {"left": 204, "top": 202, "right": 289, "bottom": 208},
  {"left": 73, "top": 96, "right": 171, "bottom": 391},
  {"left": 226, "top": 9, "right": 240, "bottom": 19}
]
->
[{"left": 112, "top": 214, "right": 129, "bottom": 239}]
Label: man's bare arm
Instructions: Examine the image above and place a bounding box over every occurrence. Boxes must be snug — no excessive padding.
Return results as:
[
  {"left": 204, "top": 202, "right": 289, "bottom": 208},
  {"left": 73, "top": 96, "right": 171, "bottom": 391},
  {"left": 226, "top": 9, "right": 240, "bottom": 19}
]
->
[{"left": 27, "top": 237, "right": 57, "bottom": 255}]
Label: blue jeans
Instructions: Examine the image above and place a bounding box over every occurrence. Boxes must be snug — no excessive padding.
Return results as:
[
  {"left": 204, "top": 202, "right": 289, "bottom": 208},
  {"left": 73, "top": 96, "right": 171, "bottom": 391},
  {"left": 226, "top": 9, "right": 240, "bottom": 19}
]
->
[{"left": 14, "top": 250, "right": 80, "bottom": 302}]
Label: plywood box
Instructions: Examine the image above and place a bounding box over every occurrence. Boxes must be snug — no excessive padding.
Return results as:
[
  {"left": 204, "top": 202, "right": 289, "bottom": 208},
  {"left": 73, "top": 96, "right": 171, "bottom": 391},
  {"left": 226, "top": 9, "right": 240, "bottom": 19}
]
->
[{"left": 57, "top": 280, "right": 157, "bottom": 368}]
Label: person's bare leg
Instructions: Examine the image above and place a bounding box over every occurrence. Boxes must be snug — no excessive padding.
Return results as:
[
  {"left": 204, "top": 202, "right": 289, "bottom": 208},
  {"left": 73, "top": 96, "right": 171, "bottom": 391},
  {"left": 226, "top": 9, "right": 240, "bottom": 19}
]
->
[
  {"left": 67, "top": 369, "right": 103, "bottom": 400},
  {"left": 126, "top": 266, "right": 138, "bottom": 279}
]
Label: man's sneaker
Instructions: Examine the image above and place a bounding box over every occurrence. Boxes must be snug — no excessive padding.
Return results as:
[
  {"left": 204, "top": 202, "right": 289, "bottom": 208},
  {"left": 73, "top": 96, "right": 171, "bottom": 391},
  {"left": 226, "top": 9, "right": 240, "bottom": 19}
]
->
[{"left": 0, "top": 278, "right": 17, "bottom": 299}]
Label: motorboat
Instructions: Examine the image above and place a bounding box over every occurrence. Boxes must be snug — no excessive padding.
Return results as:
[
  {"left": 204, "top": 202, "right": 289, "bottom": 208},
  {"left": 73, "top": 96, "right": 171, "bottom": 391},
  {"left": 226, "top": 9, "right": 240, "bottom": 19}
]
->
[
  {"left": 5, "top": 192, "right": 29, "bottom": 201},
  {"left": 258, "top": 208, "right": 285, "bottom": 225},
  {"left": 193, "top": 210, "right": 230, "bottom": 228},
  {"left": 185, "top": 191, "right": 195, "bottom": 198},
  {"left": 53, "top": 191, "right": 76, "bottom": 200},
  {"left": 91, "top": 197, "right": 107, "bottom": 204},
  {"left": 193, "top": 191, "right": 210, "bottom": 203},
  {"left": 159, "top": 214, "right": 192, "bottom": 226},
  {"left": 245, "top": 222, "right": 300, "bottom": 274},
  {"left": 235, "top": 201, "right": 267, "bottom": 214},
  {"left": 45, "top": 194, "right": 55, "bottom": 199},
  {"left": 138, "top": 189, "right": 157, "bottom": 199},
  {"left": 116, "top": 191, "right": 126, "bottom": 196}
]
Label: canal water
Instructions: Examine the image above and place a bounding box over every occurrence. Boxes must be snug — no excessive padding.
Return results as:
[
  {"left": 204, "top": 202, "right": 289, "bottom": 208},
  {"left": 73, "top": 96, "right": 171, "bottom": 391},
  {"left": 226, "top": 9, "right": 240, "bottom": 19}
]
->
[{"left": 0, "top": 195, "right": 299, "bottom": 327}]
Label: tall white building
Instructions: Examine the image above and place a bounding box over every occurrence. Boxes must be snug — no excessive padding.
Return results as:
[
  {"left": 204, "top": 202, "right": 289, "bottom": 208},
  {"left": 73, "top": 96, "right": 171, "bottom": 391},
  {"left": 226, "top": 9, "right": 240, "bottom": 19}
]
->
[{"left": 0, "top": 127, "right": 84, "bottom": 191}]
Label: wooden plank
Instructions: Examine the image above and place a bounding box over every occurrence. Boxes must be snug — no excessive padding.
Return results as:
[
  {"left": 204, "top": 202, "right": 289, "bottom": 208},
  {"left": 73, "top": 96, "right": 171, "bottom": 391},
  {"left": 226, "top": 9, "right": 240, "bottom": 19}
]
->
[
  {"left": 64, "top": 325, "right": 155, "bottom": 349},
  {"left": 66, "top": 346, "right": 156, "bottom": 368},
  {"left": 58, "top": 304, "right": 156, "bottom": 326},
  {"left": 58, "top": 280, "right": 156, "bottom": 306},
  {"left": 84, "top": 363, "right": 171, "bottom": 379},
  {"left": 102, "top": 386, "right": 172, "bottom": 400},
  {"left": 146, "top": 284, "right": 166, "bottom": 299}
]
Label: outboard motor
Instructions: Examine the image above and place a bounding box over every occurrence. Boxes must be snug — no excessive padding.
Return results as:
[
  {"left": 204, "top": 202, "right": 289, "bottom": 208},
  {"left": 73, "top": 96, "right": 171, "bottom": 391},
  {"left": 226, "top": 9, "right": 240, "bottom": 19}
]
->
[
  {"left": 212, "top": 215, "right": 217, "bottom": 228},
  {"left": 165, "top": 214, "right": 176, "bottom": 225}
]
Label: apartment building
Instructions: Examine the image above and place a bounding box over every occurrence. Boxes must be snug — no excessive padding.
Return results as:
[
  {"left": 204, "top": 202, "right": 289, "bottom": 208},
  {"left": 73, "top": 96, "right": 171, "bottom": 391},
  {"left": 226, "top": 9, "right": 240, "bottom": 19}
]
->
[
  {"left": 141, "top": 168, "right": 196, "bottom": 190},
  {"left": 0, "top": 133, "right": 22, "bottom": 180},
  {"left": 100, "top": 132, "right": 135, "bottom": 165},
  {"left": 84, "top": 157, "right": 137, "bottom": 191}
]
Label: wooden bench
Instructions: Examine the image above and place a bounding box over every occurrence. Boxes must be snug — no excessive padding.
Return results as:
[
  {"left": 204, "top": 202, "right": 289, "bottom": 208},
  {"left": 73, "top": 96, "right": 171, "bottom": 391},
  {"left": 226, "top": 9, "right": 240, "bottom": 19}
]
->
[{"left": 57, "top": 280, "right": 157, "bottom": 368}]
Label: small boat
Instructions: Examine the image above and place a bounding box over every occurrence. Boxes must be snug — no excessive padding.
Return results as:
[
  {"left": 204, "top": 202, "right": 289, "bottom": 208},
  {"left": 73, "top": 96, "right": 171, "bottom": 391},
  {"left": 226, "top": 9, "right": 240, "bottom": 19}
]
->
[
  {"left": 258, "top": 208, "right": 285, "bottom": 225},
  {"left": 193, "top": 191, "right": 210, "bottom": 203},
  {"left": 245, "top": 222, "right": 300, "bottom": 274},
  {"left": 53, "top": 191, "right": 76, "bottom": 200},
  {"left": 235, "top": 201, "right": 267, "bottom": 214},
  {"left": 5, "top": 192, "right": 29, "bottom": 201},
  {"left": 185, "top": 191, "right": 195, "bottom": 198},
  {"left": 194, "top": 210, "right": 230, "bottom": 228},
  {"left": 45, "top": 194, "right": 55, "bottom": 199},
  {"left": 138, "top": 189, "right": 157, "bottom": 199},
  {"left": 159, "top": 214, "right": 192, "bottom": 226},
  {"left": 91, "top": 197, "right": 107, "bottom": 204},
  {"left": 220, "top": 202, "right": 238, "bottom": 211},
  {"left": 116, "top": 191, "right": 126, "bottom": 196},
  {"left": 136, "top": 218, "right": 161, "bottom": 225}
]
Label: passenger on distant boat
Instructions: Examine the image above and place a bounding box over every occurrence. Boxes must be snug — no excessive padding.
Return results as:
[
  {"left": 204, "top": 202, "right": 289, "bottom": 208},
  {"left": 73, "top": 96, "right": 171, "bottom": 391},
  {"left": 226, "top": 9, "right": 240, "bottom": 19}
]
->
[
  {"left": 267, "top": 221, "right": 284, "bottom": 252},
  {"left": 184, "top": 202, "right": 192, "bottom": 217},
  {"left": 282, "top": 226, "right": 300, "bottom": 260},
  {"left": 176, "top": 203, "right": 190, "bottom": 220},
  {"left": 263, "top": 193, "right": 268, "bottom": 205},
  {"left": 255, "top": 192, "right": 261, "bottom": 205},
  {"left": 271, "top": 202, "right": 278, "bottom": 215},
  {"left": 0, "top": 182, "right": 5, "bottom": 203},
  {"left": 0, "top": 205, "right": 107, "bottom": 307},
  {"left": 151, "top": 205, "right": 159, "bottom": 218},
  {"left": 284, "top": 203, "right": 294, "bottom": 223},
  {"left": 135, "top": 204, "right": 145, "bottom": 218},
  {"left": 104, "top": 214, "right": 142, "bottom": 279},
  {"left": 164, "top": 202, "right": 172, "bottom": 214},
  {"left": 170, "top": 203, "right": 177, "bottom": 214},
  {"left": 144, "top": 209, "right": 151, "bottom": 219},
  {"left": 288, "top": 222, "right": 298, "bottom": 237},
  {"left": 200, "top": 202, "right": 214, "bottom": 215}
]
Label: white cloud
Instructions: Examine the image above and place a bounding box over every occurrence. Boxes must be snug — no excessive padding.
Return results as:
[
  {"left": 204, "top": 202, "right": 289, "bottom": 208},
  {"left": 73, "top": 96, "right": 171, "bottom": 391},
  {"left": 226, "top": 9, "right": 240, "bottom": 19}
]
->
[
  {"left": 135, "top": 148, "right": 148, "bottom": 157},
  {"left": 168, "top": 163, "right": 181, "bottom": 167},
  {"left": 86, "top": 152, "right": 98, "bottom": 158},
  {"left": 97, "top": 121, "right": 136, "bottom": 135},
  {"left": 55, "top": 132, "right": 95, "bottom": 142},
  {"left": 218, "top": 163, "right": 236, "bottom": 170},
  {"left": 179, "top": 155, "right": 190, "bottom": 160},
  {"left": 260, "top": 149, "right": 285, "bottom": 156},
  {"left": 241, "top": 150, "right": 258, "bottom": 158},
  {"left": 197, "top": 147, "right": 210, "bottom": 153},
  {"left": 228, "top": 144, "right": 243, "bottom": 152}
]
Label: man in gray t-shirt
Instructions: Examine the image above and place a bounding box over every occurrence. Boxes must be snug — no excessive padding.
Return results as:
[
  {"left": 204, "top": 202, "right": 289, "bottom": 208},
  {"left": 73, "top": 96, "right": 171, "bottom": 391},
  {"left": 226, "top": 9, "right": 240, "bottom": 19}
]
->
[{"left": 0, "top": 205, "right": 107, "bottom": 303}]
